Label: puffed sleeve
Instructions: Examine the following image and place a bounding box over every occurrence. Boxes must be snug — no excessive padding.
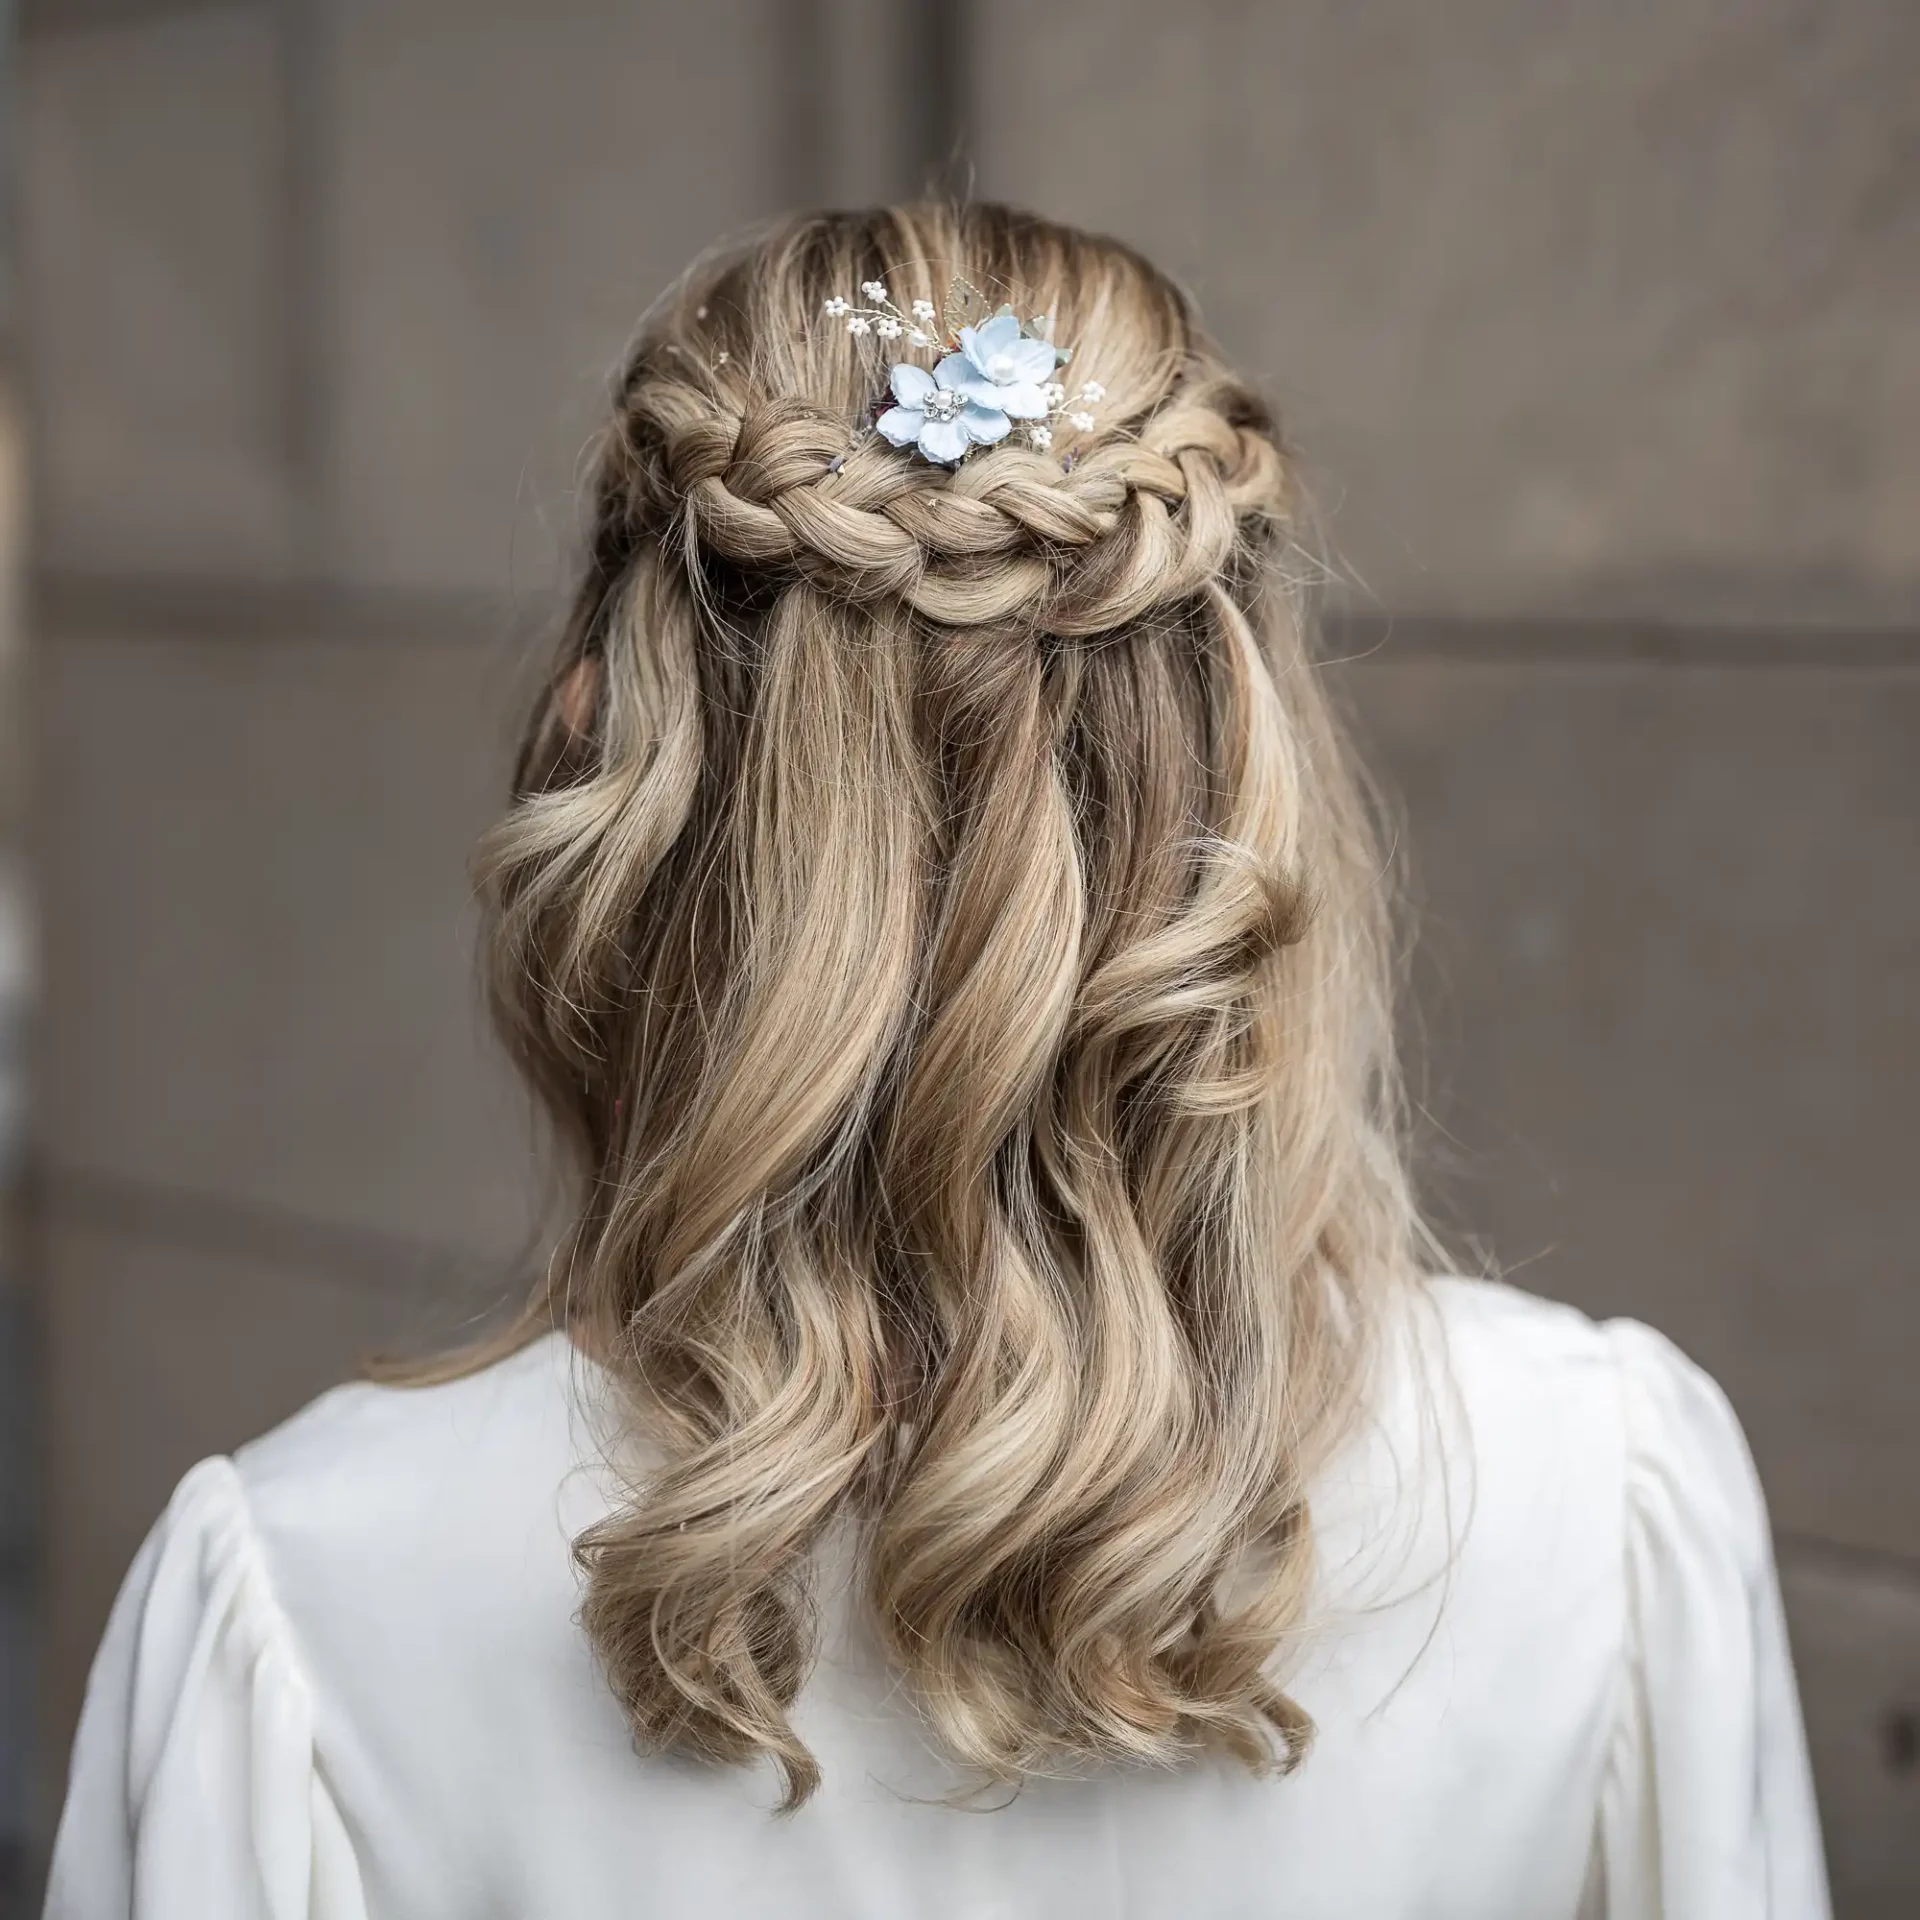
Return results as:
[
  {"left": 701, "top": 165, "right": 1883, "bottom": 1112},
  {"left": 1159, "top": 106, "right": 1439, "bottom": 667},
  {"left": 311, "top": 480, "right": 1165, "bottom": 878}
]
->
[
  {"left": 44, "top": 1457, "right": 368, "bottom": 1920},
  {"left": 1593, "top": 1319, "right": 1831, "bottom": 1920}
]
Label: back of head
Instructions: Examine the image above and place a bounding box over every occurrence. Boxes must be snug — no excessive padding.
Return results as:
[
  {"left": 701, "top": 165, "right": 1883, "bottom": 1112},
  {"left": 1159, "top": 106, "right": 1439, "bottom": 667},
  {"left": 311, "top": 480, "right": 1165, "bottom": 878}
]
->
[{"left": 479, "top": 202, "right": 1424, "bottom": 1806}]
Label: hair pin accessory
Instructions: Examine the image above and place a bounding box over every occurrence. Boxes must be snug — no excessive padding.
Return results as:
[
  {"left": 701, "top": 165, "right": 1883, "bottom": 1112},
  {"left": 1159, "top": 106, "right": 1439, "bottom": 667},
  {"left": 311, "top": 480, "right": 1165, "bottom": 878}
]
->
[{"left": 823, "top": 275, "right": 1104, "bottom": 467}]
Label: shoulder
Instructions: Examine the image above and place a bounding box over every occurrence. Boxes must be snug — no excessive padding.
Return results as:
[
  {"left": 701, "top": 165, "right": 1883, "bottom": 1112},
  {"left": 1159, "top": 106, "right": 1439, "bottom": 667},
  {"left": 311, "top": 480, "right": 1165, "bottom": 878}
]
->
[
  {"left": 1410, "top": 1275, "right": 1769, "bottom": 1585},
  {"left": 1421, "top": 1275, "right": 1755, "bottom": 1481},
  {"left": 1346, "top": 1279, "right": 1770, "bottom": 1693},
  {"left": 1423, "top": 1269, "right": 1619, "bottom": 1376},
  {"left": 228, "top": 1331, "right": 621, "bottom": 1656},
  {"left": 1413, "top": 1274, "right": 1630, "bottom": 1492},
  {"left": 47, "top": 1335, "right": 615, "bottom": 1908},
  {"left": 235, "top": 1328, "right": 597, "bottom": 1510}
]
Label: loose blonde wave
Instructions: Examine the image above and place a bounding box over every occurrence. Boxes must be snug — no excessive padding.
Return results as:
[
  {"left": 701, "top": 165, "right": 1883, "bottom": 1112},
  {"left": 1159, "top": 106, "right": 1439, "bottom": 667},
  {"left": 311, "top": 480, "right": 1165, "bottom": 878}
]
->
[{"left": 475, "top": 204, "right": 1425, "bottom": 1808}]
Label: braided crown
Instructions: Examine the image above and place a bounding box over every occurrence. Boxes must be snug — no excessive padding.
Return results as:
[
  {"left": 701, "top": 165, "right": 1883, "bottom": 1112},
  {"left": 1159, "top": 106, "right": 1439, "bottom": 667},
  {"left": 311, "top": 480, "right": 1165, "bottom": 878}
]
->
[{"left": 618, "top": 370, "right": 1294, "bottom": 637}]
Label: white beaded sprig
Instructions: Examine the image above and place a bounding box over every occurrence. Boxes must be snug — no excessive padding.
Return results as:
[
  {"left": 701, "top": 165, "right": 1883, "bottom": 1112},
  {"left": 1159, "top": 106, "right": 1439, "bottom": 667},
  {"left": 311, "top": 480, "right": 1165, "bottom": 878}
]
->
[
  {"left": 1026, "top": 377, "right": 1106, "bottom": 452},
  {"left": 822, "top": 283, "right": 942, "bottom": 348}
]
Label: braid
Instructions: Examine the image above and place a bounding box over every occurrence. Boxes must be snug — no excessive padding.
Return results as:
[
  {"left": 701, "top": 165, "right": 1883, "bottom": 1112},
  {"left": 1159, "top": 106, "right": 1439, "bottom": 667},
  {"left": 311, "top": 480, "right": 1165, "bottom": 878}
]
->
[{"left": 619, "top": 367, "right": 1294, "bottom": 636}]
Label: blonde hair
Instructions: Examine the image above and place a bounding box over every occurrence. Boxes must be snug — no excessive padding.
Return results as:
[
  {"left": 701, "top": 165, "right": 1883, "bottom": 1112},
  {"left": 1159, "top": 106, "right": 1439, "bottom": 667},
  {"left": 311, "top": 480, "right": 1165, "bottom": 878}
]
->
[{"left": 475, "top": 203, "right": 1425, "bottom": 1807}]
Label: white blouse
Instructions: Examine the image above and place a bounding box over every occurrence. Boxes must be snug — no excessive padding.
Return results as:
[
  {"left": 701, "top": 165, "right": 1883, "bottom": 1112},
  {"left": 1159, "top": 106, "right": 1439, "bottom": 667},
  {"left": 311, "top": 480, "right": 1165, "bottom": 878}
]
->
[{"left": 46, "top": 1277, "right": 1831, "bottom": 1918}]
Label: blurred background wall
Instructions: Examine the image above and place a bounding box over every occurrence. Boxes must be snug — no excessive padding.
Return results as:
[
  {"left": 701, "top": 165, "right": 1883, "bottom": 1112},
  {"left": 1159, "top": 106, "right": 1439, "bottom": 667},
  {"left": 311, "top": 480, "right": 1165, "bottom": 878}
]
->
[{"left": 11, "top": 0, "right": 1919, "bottom": 1911}]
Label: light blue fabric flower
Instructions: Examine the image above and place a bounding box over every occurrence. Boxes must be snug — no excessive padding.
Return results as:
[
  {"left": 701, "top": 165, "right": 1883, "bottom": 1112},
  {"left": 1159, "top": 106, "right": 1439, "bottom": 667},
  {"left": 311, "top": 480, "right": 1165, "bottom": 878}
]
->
[
  {"left": 941, "top": 313, "right": 1063, "bottom": 420},
  {"left": 876, "top": 360, "right": 1011, "bottom": 465}
]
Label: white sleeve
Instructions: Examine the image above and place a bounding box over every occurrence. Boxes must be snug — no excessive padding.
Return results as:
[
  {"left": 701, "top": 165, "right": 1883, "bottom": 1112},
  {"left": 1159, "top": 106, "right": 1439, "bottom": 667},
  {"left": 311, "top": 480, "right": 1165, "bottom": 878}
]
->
[
  {"left": 44, "top": 1457, "right": 369, "bottom": 1920},
  {"left": 1593, "top": 1319, "right": 1832, "bottom": 1920}
]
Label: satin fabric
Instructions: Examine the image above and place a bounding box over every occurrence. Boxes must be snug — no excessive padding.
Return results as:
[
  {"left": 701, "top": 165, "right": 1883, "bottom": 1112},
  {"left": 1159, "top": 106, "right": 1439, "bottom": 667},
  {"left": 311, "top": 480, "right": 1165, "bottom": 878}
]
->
[{"left": 46, "top": 1278, "right": 1831, "bottom": 1918}]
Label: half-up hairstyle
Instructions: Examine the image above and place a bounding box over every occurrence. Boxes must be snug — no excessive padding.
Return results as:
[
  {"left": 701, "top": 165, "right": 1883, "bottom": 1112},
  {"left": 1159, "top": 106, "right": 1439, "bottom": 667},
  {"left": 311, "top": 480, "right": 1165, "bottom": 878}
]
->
[{"left": 474, "top": 203, "right": 1426, "bottom": 1807}]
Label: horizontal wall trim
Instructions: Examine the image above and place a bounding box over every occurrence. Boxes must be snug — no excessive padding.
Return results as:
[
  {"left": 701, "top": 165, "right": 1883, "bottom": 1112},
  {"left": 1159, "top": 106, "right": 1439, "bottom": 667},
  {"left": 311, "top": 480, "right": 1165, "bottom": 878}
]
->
[
  {"left": 1327, "top": 612, "right": 1920, "bottom": 672},
  {"left": 32, "top": 570, "right": 536, "bottom": 650},
  {"left": 26, "top": 1159, "right": 532, "bottom": 1308},
  {"left": 21, "top": 0, "right": 250, "bottom": 37},
  {"left": 1777, "top": 1529, "right": 1920, "bottom": 1598},
  {"left": 32, "top": 569, "right": 1920, "bottom": 669}
]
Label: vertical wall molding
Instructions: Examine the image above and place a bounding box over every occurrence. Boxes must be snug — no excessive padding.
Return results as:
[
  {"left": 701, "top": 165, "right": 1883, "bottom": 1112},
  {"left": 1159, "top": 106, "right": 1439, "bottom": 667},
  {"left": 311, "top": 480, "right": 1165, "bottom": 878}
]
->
[
  {"left": 277, "top": 0, "right": 327, "bottom": 579},
  {"left": 902, "top": 0, "right": 969, "bottom": 199},
  {"left": 783, "top": 0, "right": 973, "bottom": 211}
]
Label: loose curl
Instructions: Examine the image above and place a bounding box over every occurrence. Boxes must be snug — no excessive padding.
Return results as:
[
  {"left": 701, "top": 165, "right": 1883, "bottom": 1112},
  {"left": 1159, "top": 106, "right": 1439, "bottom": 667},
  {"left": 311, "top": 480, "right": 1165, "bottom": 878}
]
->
[{"left": 469, "top": 204, "right": 1426, "bottom": 1807}]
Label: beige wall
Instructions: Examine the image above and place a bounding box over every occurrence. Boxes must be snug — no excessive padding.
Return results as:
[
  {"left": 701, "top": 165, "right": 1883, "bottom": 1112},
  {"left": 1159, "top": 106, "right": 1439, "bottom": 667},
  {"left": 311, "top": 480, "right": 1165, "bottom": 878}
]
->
[
  {"left": 979, "top": 0, "right": 1920, "bottom": 627},
  {"left": 22, "top": 1, "right": 1920, "bottom": 1909}
]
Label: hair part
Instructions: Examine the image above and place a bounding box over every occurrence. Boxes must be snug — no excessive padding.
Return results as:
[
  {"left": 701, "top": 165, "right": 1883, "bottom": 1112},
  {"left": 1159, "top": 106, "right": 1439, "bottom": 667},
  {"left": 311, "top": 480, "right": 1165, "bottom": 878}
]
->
[{"left": 471, "top": 202, "right": 1426, "bottom": 1808}]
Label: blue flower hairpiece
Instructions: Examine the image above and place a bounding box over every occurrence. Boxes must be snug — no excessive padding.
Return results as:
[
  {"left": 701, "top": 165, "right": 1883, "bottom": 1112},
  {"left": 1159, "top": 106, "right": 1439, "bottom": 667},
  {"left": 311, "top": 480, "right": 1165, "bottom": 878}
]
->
[{"left": 824, "top": 278, "right": 1105, "bottom": 467}]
